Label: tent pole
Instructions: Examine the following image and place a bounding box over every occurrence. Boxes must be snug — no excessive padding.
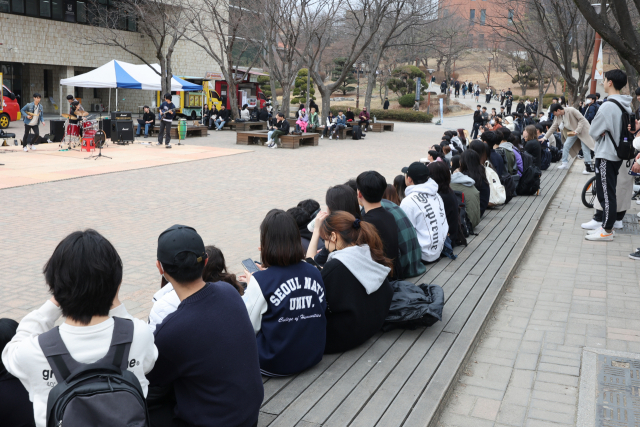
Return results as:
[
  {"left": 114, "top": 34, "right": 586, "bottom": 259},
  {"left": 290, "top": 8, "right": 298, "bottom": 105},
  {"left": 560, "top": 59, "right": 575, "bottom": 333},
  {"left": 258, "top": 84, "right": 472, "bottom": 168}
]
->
[
  {"left": 59, "top": 85, "right": 62, "bottom": 118},
  {"left": 116, "top": 88, "right": 118, "bottom": 111},
  {"left": 108, "top": 88, "right": 111, "bottom": 113}
]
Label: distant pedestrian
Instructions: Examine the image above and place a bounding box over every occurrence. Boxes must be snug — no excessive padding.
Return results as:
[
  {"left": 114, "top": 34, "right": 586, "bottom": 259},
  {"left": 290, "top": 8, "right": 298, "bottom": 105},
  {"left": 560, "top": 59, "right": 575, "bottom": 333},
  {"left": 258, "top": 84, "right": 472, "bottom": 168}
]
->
[{"left": 383, "top": 97, "right": 389, "bottom": 110}]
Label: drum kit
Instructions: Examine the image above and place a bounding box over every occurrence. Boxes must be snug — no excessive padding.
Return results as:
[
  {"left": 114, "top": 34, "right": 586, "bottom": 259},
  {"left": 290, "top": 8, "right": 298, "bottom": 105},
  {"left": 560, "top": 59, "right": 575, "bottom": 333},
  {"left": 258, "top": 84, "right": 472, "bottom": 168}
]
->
[{"left": 60, "top": 111, "right": 106, "bottom": 150}]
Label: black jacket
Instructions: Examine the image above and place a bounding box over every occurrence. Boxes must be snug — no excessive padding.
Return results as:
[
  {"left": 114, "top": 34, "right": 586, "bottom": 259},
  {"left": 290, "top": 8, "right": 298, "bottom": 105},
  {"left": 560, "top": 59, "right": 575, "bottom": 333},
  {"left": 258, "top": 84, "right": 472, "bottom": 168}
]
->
[
  {"left": 258, "top": 109, "right": 269, "bottom": 121},
  {"left": 383, "top": 100, "right": 389, "bottom": 110},
  {"left": 320, "top": 259, "right": 393, "bottom": 354},
  {"left": 439, "top": 190, "right": 460, "bottom": 247},
  {"left": 218, "top": 109, "right": 230, "bottom": 121},
  {"left": 345, "top": 111, "right": 355, "bottom": 121},
  {"left": 516, "top": 102, "right": 525, "bottom": 114},
  {"left": 473, "top": 110, "right": 484, "bottom": 124},
  {"left": 141, "top": 112, "right": 155, "bottom": 124},
  {"left": 524, "top": 138, "right": 542, "bottom": 168},
  {"left": 275, "top": 119, "right": 290, "bottom": 134}
]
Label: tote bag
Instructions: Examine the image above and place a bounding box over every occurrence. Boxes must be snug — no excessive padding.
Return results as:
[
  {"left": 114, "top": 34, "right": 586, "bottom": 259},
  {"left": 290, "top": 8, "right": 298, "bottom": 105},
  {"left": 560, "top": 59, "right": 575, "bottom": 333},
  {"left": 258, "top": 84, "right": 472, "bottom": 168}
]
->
[{"left": 485, "top": 161, "right": 506, "bottom": 206}]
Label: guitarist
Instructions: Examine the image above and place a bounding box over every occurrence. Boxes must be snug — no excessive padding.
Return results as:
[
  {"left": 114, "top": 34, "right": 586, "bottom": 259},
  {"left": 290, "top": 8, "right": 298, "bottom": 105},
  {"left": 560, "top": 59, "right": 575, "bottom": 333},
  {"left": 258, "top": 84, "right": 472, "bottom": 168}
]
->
[
  {"left": 20, "top": 93, "right": 45, "bottom": 152},
  {"left": 157, "top": 93, "right": 176, "bottom": 148}
]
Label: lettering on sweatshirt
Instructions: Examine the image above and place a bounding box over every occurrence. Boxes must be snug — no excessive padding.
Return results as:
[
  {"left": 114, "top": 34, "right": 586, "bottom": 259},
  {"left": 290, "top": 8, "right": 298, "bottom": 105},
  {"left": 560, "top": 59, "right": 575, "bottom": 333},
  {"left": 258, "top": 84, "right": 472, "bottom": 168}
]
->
[
  {"left": 414, "top": 193, "right": 446, "bottom": 250},
  {"left": 269, "top": 276, "right": 324, "bottom": 307}
]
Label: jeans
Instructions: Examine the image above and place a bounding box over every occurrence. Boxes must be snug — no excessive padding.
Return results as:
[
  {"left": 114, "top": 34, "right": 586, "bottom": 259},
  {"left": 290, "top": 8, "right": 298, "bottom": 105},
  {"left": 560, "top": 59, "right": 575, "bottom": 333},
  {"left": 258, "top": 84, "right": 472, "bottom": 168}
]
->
[
  {"left": 136, "top": 123, "right": 151, "bottom": 136},
  {"left": 22, "top": 124, "right": 39, "bottom": 146},
  {"left": 595, "top": 158, "right": 623, "bottom": 231},
  {"left": 485, "top": 94, "right": 491, "bottom": 103},
  {"left": 158, "top": 120, "right": 171, "bottom": 145},
  {"left": 323, "top": 125, "right": 335, "bottom": 137},
  {"left": 268, "top": 130, "right": 275, "bottom": 141},
  {"left": 561, "top": 135, "right": 592, "bottom": 164},
  {"left": 215, "top": 119, "right": 225, "bottom": 130},
  {"left": 334, "top": 124, "right": 346, "bottom": 136}
]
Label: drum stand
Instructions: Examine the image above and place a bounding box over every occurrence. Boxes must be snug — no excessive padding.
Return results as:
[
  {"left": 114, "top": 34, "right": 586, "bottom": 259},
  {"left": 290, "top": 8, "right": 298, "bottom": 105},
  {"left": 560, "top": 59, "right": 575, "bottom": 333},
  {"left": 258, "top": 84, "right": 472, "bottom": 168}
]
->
[{"left": 86, "top": 131, "right": 110, "bottom": 160}]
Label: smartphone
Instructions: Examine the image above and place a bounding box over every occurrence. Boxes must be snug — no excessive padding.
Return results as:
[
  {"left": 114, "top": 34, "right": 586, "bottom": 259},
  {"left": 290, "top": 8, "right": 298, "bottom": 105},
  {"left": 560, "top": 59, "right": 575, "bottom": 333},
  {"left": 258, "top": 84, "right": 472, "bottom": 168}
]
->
[
  {"left": 630, "top": 114, "right": 636, "bottom": 132},
  {"left": 241, "top": 258, "right": 260, "bottom": 274}
]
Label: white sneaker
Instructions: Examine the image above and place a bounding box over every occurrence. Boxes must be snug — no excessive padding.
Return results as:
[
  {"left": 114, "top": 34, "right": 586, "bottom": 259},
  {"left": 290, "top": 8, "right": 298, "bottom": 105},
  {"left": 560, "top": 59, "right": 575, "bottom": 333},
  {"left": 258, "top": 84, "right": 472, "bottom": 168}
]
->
[
  {"left": 320, "top": 135, "right": 324, "bottom": 139},
  {"left": 336, "top": 135, "right": 339, "bottom": 140},
  {"left": 581, "top": 219, "right": 600, "bottom": 230},
  {"left": 614, "top": 220, "right": 623, "bottom": 229},
  {"left": 582, "top": 168, "right": 591, "bottom": 175},
  {"left": 585, "top": 227, "right": 614, "bottom": 241},
  {"left": 329, "top": 135, "right": 332, "bottom": 140},
  {"left": 30, "top": 144, "right": 36, "bottom": 150},
  {"left": 637, "top": 211, "right": 640, "bottom": 217},
  {"left": 270, "top": 144, "right": 277, "bottom": 149},
  {"left": 166, "top": 143, "right": 172, "bottom": 149},
  {"left": 557, "top": 162, "right": 569, "bottom": 170},
  {"left": 636, "top": 200, "right": 640, "bottom": 205},
  {"left": 23, "top": 145, "right": 28, "bottom": 152}
]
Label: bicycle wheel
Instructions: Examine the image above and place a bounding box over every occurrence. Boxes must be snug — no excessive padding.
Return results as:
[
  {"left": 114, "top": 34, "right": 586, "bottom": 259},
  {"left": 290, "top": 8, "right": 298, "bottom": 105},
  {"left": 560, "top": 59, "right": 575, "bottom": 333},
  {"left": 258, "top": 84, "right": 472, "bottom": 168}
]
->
[{"left": 581, "top": 176, "right": 597, "bottom": 208}]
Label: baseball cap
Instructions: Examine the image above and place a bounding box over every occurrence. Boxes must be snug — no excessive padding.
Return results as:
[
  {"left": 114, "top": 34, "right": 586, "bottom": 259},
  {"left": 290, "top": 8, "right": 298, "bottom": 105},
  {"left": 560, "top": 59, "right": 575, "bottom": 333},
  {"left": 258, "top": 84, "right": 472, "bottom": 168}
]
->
[
  {"left": 401, "top": 162, "right": 430, "bottom": 181},
  {"left": 157, "top": 224, "right": 207, "bottom": 266}
]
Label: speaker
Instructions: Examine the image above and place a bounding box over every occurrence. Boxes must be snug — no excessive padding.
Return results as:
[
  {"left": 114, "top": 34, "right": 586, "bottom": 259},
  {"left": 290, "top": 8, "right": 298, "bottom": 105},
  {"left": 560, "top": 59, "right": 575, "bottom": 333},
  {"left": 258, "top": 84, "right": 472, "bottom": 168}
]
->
[
  {"left": 50, "top": 120, "right": 66, "bottom": 142},
  {"left": 111, "top": 111, "right": 132, "bottom": 120},
  {"left": 112, "top": 120, "right": 134, "bottom": 143},
  {"left": 100, "top": 118, "right": 111, "bottom": 138}
]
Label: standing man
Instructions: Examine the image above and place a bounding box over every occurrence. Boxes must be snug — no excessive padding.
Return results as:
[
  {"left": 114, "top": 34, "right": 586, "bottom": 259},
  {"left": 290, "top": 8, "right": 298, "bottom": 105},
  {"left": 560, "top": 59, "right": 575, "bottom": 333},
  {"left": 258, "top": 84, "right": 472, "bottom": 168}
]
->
[
  {"left": 582, "top": 94, "right": 600, "bottom": 124},
  {"left": 20, "top": 93, "right": 45, "bottom": 151},
  {"left": 471, "top": 105, "right": 483, "bottom": 139},
  {"left": 544, "top": 104, "right": 595, "bottom": 173},
  {"left": 454, "top": 81, "right": 460, "bottom": 98},
  {"left": 383, "top": 97, "right": 390, "bottom": 110},
  {"left": 267, "top": 112, "right": 290, "bottom": 148},
  {"left": 485, "top": 86, "right": 492, "bottom": 104},
  {"left": 505, "top": 95, "right": 513, "bottom": 116},
  {"left": 157, "top": 93, "right": 175, "bottom": 148},
  {"left": 585, "top": 69, "right": 633, "bottom": 242}
]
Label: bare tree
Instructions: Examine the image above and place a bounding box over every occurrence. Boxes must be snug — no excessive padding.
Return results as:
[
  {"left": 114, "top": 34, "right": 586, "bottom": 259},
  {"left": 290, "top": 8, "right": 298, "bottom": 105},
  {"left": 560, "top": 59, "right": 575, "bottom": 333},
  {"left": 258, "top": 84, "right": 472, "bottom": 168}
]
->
[
  {"left": 488, "top": 0, "right": 595, "bottom": 105},
  {"left": 303, "top": 0, "right": 401, "bottom": 121},
  {"left": 359, "top": 0, "right": 438, "bottom": 110},
  {"left": 185, "top": 0, "right": 263, "bottom": 119},
  {"left": 88, "top": 0, "right": 188, "bottom": 94},
  {"left": 572, "top": 0, "right": 640, "bottom": 82}
]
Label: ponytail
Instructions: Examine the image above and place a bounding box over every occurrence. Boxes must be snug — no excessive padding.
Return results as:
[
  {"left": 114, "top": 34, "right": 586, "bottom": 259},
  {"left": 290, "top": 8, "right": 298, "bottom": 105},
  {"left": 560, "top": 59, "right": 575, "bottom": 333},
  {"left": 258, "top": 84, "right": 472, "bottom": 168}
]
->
[{"left": 320, "top": 211, "right": 393, "bottom": 273}]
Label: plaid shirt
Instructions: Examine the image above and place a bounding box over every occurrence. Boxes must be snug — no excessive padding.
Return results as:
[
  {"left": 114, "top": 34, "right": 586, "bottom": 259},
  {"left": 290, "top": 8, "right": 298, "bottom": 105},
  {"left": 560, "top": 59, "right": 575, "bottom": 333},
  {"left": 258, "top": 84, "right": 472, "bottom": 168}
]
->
[{"left": 381, "top": 199, "right": 426, "bottom": 279}]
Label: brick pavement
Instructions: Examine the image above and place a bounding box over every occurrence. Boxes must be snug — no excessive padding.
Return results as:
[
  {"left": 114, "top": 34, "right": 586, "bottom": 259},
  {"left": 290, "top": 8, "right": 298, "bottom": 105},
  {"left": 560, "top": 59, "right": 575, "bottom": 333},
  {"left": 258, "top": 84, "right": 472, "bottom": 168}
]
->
[
  {"left": 0, "top": 122, "right": 440, "bottom": 321},
  {"left": 437, "top": 161, "right": 640, "bottom": 427}
]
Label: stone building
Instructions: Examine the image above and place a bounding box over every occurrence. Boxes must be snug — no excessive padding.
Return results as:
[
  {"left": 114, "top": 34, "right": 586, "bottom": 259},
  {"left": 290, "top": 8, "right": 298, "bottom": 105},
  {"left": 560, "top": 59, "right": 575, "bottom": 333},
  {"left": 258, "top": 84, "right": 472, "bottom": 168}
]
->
[{"left": 0, "top": 6, "right": 219, "bottom": 114}]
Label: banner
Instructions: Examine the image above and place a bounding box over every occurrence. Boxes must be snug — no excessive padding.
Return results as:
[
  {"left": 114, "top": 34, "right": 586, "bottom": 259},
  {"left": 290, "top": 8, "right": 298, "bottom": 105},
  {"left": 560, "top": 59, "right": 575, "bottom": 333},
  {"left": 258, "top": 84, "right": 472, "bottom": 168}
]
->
[
  {"left": 439, "top": 98, "right": 444, "bottom": 124},
  {"left": 415, "top": 77, "right": 422, "bottom": 101},
  {"left": 594, "top": 43, "right": 604, "bottom": 80}
]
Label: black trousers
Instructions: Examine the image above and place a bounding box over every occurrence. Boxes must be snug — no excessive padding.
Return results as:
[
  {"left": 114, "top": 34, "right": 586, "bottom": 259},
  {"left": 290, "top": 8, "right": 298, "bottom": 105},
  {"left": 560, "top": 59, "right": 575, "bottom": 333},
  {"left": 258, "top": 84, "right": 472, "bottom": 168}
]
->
[
  {"left": 22, "top": 124, "right": 39, "bottom": 146},
  {"left": 595, "top": 158, "right": 623, "bottom": 231},
  {"left": 471, "top": 123, "right": 480, "bottom": 139},
  {"left": 158, "top": 120, "right": 171, "bottom": 145},
  {"left": 485, "top": 94, "right": 491, "bottom": 103},
  {"left": 506, "top": 106, "right": 512, "bottom": 115},
  {"left": 359, "top": 119, "right": 369, "bottom": 130},
  {"left": 594, "top": 209, "right": 626, "bottom": 222}
]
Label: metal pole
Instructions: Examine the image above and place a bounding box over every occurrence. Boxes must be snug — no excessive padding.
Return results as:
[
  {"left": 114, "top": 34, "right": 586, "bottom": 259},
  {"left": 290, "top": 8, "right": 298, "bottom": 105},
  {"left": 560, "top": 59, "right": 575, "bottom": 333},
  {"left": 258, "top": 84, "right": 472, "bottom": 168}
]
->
[
  {"left": 116, "top": 88, "right": 118, "bottom": 111},
  {"left": 590, "top": 33, "right": 602, "bottom": 94},
  {"left": 356, "top": 67, "right": 360, "bottom": 109},
  {"left": 108, "top": 88, "right": 111, "bottom": 113}
]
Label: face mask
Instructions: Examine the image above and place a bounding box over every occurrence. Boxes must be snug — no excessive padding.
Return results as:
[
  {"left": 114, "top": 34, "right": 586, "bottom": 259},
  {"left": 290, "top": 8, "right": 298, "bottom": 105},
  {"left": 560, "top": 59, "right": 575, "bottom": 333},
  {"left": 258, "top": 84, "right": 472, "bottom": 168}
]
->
[{"left": 586, "top": 99, "right": 592, "bottom": 104}]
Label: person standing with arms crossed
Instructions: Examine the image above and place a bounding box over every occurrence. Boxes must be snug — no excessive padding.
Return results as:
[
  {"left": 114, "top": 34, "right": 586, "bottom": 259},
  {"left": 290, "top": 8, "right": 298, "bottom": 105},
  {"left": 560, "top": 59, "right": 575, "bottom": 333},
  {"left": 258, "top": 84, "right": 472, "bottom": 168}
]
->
[
  {"left": 157, "top": 93, "right": 175, "bottom": 148},
  {"left": 20, "top": 93, "right": 45, "bottom": 152}
]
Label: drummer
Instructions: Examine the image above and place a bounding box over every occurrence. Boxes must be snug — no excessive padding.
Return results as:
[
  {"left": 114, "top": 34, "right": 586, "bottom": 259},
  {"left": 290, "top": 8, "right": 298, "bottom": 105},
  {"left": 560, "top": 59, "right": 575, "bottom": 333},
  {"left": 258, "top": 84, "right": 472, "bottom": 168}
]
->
[
  {"left": 69, "top": 100, "right": 81, "bottom": 125},
  {"left": 66, "top": 94, "right": 85, "bottom": 114}
]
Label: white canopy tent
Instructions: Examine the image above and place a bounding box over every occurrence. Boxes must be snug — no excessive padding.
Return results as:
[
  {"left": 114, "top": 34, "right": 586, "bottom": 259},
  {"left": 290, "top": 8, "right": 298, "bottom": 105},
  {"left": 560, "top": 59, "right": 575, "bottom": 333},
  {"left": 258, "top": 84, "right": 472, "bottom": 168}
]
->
[{"left": 59, "top": 60, "right": 202, "bottom": 114}]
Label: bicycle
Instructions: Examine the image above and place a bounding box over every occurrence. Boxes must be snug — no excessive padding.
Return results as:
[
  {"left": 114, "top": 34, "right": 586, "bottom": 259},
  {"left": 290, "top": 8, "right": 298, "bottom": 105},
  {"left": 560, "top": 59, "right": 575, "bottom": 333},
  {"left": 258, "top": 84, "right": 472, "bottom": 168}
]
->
[{"left": 581, "top": 175, "right": 640, "bottom": 208}]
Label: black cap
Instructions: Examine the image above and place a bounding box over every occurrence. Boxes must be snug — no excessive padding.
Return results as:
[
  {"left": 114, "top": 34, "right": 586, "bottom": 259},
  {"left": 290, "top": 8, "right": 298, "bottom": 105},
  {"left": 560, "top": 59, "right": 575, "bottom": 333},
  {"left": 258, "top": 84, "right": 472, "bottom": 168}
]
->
[
  {"left": 157, "top": 224, "right": 207, "bottom": 266},
  {"left": 401, "top": 162, "right": 430, "bottom": 181}
]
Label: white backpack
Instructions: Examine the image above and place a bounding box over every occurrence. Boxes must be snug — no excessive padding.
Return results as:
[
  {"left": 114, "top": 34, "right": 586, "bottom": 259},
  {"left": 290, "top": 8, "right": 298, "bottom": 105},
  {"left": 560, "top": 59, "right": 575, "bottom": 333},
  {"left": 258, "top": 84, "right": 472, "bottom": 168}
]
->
[{"left": 485, "top": 161, "right": 506, "bottom": 206}]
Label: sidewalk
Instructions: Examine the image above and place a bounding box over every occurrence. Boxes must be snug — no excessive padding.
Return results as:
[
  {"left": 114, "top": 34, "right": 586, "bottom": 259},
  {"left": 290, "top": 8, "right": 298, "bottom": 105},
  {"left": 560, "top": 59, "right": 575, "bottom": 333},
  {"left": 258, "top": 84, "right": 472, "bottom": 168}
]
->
[{"left": 437, "top": 162, "right": 640, "bottom": 427}]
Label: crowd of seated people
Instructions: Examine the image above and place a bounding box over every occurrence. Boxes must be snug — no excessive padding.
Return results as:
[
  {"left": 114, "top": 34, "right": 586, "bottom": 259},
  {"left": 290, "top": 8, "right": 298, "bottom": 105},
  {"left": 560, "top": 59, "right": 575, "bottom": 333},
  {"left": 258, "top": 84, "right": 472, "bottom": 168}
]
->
[{"left": 1, "top": 120, "right": 557, "bottom": 426}]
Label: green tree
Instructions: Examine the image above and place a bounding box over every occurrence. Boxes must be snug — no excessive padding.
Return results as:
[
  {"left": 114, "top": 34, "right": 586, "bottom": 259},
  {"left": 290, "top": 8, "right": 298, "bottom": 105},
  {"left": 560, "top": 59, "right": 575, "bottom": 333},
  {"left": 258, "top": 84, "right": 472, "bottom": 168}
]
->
[
  {"left": 388, "top": 65, "right": 426, "bottom": 97},
  {"left": 332, "top": 58, "right": 357, "bottom": 95},
  {"left": 291, "top": 69, "right": 316, "bottom": 104},
  {"left": 257, "top": 76, "right": 272, "bottom": 98}
]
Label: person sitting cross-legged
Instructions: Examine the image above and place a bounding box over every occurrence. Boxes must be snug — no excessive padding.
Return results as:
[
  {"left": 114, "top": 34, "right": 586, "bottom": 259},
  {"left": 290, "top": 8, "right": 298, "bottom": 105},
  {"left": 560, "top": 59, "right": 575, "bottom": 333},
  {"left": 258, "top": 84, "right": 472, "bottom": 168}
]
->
[
  {"left": 358, "top": 107, "right": 371, "bottom": 132},
  {"left": 1, "top": 229, "right": 158, "bottom": 427},
  {"left": 267, "top": 113, "right": 290, "bottom": 148},
  {"left": 332, "top": 111, "right": 347, "bottom": 140},
  {"left": 215, "top": 105, "right": 230, "bottom": 131},
  {"left": 147, "top": 225, "right": 263, "bottom": 427}
]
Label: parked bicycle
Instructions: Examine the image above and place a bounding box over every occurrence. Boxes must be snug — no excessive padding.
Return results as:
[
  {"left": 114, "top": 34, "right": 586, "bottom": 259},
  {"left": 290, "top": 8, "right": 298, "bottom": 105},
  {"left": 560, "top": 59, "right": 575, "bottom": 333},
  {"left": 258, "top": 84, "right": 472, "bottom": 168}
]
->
[{"left": 581, "top": 176, "right": 640, "bottom": 208}]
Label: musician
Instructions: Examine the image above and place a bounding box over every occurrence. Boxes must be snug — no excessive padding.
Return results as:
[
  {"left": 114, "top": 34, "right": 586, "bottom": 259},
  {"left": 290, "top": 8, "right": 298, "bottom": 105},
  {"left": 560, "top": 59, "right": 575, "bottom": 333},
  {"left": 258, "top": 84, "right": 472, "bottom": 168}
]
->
[
  {"left": 20, "top": 93, "right": 45, "bottom": 152},
  {"left": 66, "top": 94, "right": 85, "bottom": 113},
  {"left": 157, "top": 93, "right": 175, "bottom": 148},
  {"left": 69, "top": 100, "right": 81, "bottom": 124}
]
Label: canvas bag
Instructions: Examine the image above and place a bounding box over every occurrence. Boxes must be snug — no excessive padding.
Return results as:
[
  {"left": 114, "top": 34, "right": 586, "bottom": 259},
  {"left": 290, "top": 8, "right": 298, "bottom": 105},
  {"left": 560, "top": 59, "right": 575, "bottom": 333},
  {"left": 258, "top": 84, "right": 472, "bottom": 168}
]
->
[{"left": 485, "top": 161, "right": 506, "bottom": 206}]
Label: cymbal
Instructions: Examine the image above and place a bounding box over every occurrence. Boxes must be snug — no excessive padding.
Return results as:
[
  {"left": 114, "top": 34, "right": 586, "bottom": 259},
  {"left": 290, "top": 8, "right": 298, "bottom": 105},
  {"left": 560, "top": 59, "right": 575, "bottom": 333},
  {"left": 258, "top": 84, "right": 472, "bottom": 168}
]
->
[
  {"left": 76, "top": 111, "right": 89, "bottom": 117},
  {"left": 61, "top": 114, "right": 77, "bottom": 119}
]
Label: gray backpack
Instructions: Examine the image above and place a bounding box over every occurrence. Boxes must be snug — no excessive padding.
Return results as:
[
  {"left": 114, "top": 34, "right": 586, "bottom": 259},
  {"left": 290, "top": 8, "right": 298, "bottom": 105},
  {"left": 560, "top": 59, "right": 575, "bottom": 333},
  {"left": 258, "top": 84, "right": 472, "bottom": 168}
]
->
[{"left": 38, "top": 317, "right": 149, "bottom": 427}]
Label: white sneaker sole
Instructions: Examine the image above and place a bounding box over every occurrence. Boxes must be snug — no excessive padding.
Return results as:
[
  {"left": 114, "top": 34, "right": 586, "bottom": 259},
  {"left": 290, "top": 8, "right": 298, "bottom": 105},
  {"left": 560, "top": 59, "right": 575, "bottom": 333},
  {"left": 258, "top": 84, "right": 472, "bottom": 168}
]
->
[{"left": 585, "top": 233, "right": 614, "bottom": 241}]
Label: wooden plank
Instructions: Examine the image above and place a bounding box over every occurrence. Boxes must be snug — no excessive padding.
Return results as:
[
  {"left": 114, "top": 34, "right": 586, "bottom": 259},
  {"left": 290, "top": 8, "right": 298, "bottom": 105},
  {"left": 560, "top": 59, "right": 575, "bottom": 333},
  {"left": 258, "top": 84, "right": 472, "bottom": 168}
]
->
[
  {"left": 261, "top": 353, "right": 341, "bottom": 413},
  {"left": 268, "top": 332, "right": 403, "bottom": 426},
  {"left": 303, "top": 329, "right": 421, "bottom": 425},
  {"left": 258, "top": 412, "right": 277, "bottom": 427}
]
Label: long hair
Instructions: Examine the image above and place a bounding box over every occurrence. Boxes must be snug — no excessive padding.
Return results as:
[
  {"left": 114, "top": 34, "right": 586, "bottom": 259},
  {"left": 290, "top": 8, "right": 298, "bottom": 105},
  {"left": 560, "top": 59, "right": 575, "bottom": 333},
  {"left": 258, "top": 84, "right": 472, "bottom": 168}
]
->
[
  {"left": 393, "top": 174, "right": 406, "bottom": 201},
  {"left": 203, "top": 245, "right": 243, "bottom": 295},
  {"left": 320, "top": 211, "right": 393, "bottom": 273},
  {"left": 469, "top": 140, "right": 488, "bottom": 164},
  {"left": 383, "top": 184, "right": 401, "bottom": 205},
  {"left": 428, "top": 161, "right": 452, "bottom": 193},
  {"left": 325, "top": 185, "right": 361, "bottom": 218},
  {"left": 460, "top": 149, "right": 488, "bottom": 189},
  {"left": 260, "top": 209, "right": 304, "bottom": 268}
]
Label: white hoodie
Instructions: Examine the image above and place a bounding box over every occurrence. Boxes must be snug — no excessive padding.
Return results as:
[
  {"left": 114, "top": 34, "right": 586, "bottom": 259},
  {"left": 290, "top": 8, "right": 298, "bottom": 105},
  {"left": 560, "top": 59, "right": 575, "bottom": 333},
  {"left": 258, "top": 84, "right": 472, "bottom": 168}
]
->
[{"left": 400, "top": 178, "right": 449, "bottom": 262}]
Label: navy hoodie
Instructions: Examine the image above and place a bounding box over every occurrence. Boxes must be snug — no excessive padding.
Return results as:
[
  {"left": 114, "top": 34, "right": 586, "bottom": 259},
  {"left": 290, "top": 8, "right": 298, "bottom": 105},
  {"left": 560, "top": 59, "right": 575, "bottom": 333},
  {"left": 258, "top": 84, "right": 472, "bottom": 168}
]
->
[{"left": 244, "top": 262, "right": 327, "bottom": 376}]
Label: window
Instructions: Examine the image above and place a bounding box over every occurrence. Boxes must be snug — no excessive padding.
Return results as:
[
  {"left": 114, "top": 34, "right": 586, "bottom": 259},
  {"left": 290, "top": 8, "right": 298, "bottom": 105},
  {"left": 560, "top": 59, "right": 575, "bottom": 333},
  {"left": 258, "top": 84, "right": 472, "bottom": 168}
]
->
[
  {"left": 76, "top": 0, "right": 85, "bottom": 22},
  {"left": 479, "top": 34, "right": 485, "bottom": 48},
  {"left": 508, "top": 9, "right": 514, "bottom": 25},
  {"left": 51, "top": 0, "right": 62, "bottom": 19},
  {"left": 44, "top": 69, "right": 51, "bottom": 98},
  {"left": 0, "top": 0, "right": 9, "bottom": 12},
  {"left": 480, "top": 9, "right": 486, "bottom": 25},
  {"left": 25, "top": 0, "right": 37, "bottom": 15},
  {"left": 40, "top": 0, "right": 50, "bottom": 16},
  {"left": 12, "top": 0, "right": 24, "bottom": 13},
  {"left": 470, "top": 9, "right": 475, "bottom": 25},
  {"left": 468, "top": 34, "right": 474, "bottom": 48}
]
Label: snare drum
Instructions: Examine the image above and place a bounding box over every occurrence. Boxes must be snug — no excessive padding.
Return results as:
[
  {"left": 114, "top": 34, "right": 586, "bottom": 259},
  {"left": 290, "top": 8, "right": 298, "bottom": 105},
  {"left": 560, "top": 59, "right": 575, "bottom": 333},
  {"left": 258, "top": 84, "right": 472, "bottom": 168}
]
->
[
  {"left": 83, "top": 120, "right": 98, "bottom": 130},
  {"left": 66, "top": 123, "right": 80, "bottom": 137},
  {"left": 84, "top": 129, "right": 97, "bottom": 138}
]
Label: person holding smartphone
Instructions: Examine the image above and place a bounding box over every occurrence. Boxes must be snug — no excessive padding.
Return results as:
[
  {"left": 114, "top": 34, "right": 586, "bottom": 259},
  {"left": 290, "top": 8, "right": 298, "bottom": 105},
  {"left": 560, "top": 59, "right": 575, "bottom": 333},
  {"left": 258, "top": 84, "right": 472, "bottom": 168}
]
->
[{"left": 239, "top": 209, "right": 326, "bottom": 377}]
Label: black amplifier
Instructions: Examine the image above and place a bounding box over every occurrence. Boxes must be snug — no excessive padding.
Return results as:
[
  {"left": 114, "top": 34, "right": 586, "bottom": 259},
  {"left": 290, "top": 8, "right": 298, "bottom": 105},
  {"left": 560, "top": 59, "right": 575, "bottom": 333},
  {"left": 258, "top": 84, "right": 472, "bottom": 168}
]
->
[{"left": 111, "top": 111, "right": 132, "bottom": 120}]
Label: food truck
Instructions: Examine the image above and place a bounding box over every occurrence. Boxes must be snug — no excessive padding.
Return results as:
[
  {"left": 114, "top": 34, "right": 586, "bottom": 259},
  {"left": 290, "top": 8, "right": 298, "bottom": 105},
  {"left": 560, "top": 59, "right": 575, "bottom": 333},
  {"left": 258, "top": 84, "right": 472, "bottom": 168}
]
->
[{"left": 158, "top": 69, "right": 268, "bottom": 120}]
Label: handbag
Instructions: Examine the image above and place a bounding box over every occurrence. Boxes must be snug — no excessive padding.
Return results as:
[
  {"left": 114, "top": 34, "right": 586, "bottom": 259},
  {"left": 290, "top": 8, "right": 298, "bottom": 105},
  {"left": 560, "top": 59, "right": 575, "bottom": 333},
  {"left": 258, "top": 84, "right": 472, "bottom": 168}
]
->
[{"left": 485, "top": 161, "right": 507, "bottom": 206}]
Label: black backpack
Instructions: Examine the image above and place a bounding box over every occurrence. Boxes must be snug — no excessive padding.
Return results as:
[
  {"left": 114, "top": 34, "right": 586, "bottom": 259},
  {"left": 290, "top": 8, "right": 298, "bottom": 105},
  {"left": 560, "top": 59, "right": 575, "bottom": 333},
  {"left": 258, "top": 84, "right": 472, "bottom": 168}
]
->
[
  {"left": 540, "top": 149, "right": 552, "bottom": 171},
  {"left": 516, "top": 166, "right": 541, "bottom": 196},
  {"left": 521, "top": 150, "right": 534, "bottom": 171},
  {"left": 454, "top": 191, "right": 474, "bottom": 239},
  {"left": 605, "top": 99, "right": 635, "bottom": 161},
  {"left": 352, "top": 125, "right": 362, "bottom": 140},
  {"left": 38, "top": 317, "right": 149, "bottom": 427},
  {"left": 549, "top": 146, "right": 561, "bottom": 162},
  {"left": 500, "top": 173, "right": 516, "bottom": 203}
]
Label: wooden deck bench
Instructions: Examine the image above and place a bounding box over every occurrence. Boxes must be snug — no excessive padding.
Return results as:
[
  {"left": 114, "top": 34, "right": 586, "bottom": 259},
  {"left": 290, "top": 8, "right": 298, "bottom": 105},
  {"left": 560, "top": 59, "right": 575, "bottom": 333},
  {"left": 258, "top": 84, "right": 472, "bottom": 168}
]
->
[
  {"left": 370, "top": 121, "right": 395, "bottom": 132},
  {"left": 236, "top": 130, "right": 320, "bottom": 149},
  {"left": 233, "top": 121, "right": 268, "bottom": 131},
  {"left": 317, "top": 125, "right": 352, "bottom": 140},
  {"left": 149, "top": 125, "right": 207, "bottom": 139},
  {"left": 258, "top": 164, "right": 570, "bottom": 427}
]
